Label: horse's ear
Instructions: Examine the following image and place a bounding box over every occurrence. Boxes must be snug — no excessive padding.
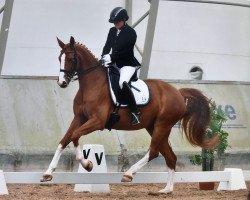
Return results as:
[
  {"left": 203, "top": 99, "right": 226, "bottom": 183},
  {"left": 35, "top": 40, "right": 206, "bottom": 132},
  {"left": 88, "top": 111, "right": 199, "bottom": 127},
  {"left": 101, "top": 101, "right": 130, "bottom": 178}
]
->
[
  {"left": 70, "top": 36, "right": 75, "bottom": 47},
  {"left": 57, "top": 37, "right": 65, "bottom": 49}
]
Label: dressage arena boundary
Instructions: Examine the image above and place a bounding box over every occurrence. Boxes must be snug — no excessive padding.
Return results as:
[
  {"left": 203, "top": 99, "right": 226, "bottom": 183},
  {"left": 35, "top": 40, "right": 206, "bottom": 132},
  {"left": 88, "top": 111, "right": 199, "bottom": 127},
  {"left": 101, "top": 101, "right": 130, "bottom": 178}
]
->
[
  {"left": 1, "top": 148, "right": 250, "bottom": 195},
  {"left": 2, "top": 170, "right": 250, "bottom": 184},
  {"left": 1, "top": 170, "right": 249, "bottom": 195}
]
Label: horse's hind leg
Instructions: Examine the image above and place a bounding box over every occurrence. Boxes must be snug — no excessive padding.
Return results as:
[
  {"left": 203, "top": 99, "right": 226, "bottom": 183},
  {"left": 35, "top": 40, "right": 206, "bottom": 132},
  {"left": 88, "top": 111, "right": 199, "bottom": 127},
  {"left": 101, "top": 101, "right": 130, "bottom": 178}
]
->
[
  {"left": 121, "top": 126, "right": 154, "bottom": 182},
  {"left": 121, "top": 123, "right": 176, "bottom": 194},
  {"left": 121, "top": 125, "right": 166, "bottom": 182},
  {"left": 121, "top": 151, "right": 151, "bottom": 182},
  {"left": 158, "top": 136, "right": 177, "bottom": 193}
]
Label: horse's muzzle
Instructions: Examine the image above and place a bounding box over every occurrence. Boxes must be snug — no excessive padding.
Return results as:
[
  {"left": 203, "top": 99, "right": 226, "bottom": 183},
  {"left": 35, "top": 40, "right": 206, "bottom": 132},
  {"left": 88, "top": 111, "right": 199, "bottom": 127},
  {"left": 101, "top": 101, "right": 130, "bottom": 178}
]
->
[{"left": 57, "top": 80, "right": 68, "bottom": 88}]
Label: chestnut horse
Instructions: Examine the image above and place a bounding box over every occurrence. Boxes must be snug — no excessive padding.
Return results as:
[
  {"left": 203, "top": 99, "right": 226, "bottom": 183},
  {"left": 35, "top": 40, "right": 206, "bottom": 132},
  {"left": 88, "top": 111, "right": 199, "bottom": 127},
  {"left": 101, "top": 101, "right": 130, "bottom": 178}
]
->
[{"left": 41, "top": 36, "right": 217, "bottom": 193}]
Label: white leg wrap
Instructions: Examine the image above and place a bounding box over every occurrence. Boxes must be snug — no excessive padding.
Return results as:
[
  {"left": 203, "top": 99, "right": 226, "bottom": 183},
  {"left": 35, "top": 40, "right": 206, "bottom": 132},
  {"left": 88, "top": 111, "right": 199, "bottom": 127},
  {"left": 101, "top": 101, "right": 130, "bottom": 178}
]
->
[
  {"left": 158, "top": 168, "right": 175, "bottom": 193},
  {"left": 124, "top": 152, "right": 149, "bottom": 177},
  {"left": 44, "top": 144, "right": 63, "bottom": 175},
  {"left": 75, "top": 145, "right": 88, "bottom": 168}
]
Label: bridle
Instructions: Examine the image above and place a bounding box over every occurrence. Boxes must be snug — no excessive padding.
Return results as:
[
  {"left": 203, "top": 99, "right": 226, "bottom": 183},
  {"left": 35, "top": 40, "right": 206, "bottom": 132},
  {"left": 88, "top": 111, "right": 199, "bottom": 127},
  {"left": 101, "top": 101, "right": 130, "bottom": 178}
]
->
[{"left": 58, "top": 46, "right": 101, "bottom": 82}]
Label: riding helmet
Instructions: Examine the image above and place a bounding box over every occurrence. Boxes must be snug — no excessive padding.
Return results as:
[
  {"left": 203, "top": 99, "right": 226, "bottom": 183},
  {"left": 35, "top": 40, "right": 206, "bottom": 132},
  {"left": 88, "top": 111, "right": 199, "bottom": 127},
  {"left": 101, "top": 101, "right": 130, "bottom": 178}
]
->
[{"left": 109, "top": 7, "right": 129, "bottom": 23}]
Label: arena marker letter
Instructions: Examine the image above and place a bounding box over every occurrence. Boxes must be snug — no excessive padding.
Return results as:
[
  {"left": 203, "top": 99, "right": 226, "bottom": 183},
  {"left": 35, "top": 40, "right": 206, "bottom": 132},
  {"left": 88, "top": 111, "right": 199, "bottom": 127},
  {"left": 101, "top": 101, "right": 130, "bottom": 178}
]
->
[{"left": 74, "top": 144, "right": 110, "bottom": 193}]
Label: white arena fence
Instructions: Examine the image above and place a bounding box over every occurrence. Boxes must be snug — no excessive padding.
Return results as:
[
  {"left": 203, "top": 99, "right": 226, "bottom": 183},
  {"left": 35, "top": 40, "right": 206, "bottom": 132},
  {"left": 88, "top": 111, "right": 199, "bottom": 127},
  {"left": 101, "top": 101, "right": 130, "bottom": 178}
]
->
[
  {"left": 1, "top": 169, "right": 250, "bottom": 195},
  {"left": 1, "top": 145, "right": 249, "bottom": 194},
  {"left": 2, "top": 170, "right": 250, "bottom": 184}
]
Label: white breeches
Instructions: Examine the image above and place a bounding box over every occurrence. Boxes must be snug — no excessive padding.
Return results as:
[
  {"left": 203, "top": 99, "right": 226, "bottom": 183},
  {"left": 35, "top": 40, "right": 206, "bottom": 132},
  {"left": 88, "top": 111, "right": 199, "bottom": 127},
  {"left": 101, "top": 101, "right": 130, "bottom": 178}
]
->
[{"left": 119, "top": 66, "right": 136, "bottom": 89}]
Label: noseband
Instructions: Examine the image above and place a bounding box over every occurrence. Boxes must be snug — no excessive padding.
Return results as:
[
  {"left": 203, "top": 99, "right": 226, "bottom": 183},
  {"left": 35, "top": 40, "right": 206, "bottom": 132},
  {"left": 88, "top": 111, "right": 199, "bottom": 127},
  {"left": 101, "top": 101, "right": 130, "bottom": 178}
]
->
[{"left": 58, "top": 46, "right": 101, "bottom": 81}]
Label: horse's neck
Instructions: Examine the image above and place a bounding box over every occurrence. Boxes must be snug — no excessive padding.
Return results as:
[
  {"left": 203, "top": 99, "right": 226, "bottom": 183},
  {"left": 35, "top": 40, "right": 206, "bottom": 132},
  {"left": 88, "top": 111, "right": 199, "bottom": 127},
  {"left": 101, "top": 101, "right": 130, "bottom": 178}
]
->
[
  {"left": 79, "top": 67, "right": 106, "bottom": 88},
  {"left": 77, "top": 47, "right": 107, "bottom": 96},
  {"left": 78, "top": 69, "right": 107, "bottom": 103}
]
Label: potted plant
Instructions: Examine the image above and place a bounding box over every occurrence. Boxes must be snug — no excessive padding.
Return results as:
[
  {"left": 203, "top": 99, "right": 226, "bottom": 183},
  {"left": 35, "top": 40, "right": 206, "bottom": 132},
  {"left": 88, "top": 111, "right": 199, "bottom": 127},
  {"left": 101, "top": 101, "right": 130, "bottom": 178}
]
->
[{"left": 190, "top": 101, "right": 229, "bottom": 190}]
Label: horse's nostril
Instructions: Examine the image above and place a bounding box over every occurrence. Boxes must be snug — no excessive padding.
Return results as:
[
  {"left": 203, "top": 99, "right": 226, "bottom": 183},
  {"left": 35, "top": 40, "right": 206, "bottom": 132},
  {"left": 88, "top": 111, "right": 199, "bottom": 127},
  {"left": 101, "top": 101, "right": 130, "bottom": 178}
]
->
[
  {"left": 57, "top": 80, "right": 68, "bottom": 88},
  {"left": 62, "top": 81, "right": 67, "bottom": 87}
]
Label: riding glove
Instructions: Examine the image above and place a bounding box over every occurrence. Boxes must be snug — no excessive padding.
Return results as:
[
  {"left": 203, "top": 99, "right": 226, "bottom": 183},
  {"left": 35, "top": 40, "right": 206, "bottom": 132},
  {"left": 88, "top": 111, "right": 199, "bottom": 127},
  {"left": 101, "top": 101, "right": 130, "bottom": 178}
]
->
[{"left": 102, "top": 54, "right": 112, "bottom": 67}]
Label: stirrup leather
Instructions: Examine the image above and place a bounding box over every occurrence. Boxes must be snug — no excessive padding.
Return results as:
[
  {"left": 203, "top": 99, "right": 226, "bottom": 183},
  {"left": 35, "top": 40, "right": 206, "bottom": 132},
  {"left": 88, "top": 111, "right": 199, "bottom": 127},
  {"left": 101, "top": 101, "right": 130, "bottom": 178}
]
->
[{"left": 131, "top": 112, "right": 140, "bottom": 125}]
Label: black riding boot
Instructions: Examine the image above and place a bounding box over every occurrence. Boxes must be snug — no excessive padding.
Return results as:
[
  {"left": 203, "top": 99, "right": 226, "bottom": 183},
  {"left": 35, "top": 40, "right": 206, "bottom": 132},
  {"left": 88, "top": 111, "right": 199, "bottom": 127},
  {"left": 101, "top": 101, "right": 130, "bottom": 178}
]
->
[{"left": 122, "top": 82, "right": 140, "bottom": 125}]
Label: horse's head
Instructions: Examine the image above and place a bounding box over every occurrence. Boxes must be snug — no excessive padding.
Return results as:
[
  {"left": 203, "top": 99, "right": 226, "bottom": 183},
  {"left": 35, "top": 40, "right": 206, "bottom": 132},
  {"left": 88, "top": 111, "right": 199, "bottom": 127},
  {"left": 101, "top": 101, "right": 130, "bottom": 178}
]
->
[{"left": 57, "top": 36, "right": 80, "bottom": 88}]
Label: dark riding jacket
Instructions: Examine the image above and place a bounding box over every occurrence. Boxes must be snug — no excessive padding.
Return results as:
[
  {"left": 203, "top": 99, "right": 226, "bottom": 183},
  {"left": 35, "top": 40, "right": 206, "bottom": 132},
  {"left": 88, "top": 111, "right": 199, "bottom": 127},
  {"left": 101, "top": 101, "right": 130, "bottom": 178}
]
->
[{"left": 102, "top": 24, "right": 141, "bottom": 68}]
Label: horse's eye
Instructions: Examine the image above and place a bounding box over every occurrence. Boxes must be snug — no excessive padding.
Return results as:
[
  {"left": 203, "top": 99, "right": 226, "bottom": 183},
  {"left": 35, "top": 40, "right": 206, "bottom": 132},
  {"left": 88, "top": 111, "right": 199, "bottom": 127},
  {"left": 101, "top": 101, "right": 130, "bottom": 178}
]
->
[
  {"left": 67, "top": 58, "right": 73, "bottom": 63},
  {"left": 66, "top": 58, "right": 72, "bottom": 63}
]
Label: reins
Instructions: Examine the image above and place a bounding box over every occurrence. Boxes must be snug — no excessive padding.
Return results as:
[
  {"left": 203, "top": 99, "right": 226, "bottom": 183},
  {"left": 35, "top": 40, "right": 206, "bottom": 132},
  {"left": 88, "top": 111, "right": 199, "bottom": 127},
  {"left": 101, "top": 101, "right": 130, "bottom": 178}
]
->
[
  {"left": 79, "top": 62, "right": 102, "bottom": 75},
  {"left": 58, "top": 48, "right": 102, "bottom": 81}
]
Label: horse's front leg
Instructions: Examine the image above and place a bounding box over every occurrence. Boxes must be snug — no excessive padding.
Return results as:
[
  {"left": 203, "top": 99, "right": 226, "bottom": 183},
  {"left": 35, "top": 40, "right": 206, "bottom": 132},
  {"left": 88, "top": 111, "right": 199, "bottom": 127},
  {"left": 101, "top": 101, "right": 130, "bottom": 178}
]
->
[
  {"left": 74, "top": 141, "right": 93, "bottom": 172},
  {"left": 70, "top": 116, "right": 105, "bottom": 171},
  {"left": 40, "top": 144, "right": 64, "bottom": 182},
  {"left": 40, "top": 117, "right": 80, "bottom": 182},
  {"left": 71, "top": 116, "right": 105, "bottom": 141}
]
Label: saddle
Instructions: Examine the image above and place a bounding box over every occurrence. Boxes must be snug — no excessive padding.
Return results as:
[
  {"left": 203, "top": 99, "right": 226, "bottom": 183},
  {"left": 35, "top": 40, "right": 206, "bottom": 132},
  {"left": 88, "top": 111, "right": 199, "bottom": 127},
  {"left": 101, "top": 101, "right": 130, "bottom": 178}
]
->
[
  {"left": 105, "top": 65, "right": 150, "bottom": 130},
  {"left": 107, "top": 66, "right": 150, "bottom": 107}
]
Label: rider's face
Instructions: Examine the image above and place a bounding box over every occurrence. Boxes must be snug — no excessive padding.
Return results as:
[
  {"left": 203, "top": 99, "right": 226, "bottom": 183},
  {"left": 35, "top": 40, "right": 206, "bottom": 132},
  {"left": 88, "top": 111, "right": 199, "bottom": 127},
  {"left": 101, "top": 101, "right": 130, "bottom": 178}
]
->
[{"left": 114, "top": 20, "right": 124, "bottom": 29}]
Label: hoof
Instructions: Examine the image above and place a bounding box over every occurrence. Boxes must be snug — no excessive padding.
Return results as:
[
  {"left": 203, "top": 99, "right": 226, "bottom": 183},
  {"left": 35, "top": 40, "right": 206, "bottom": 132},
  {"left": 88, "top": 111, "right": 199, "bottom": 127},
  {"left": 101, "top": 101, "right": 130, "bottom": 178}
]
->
[
  {"left": 158, "top": 188, "right": 173, "bottom": 194},
  {"left": 121, "top": 174, "right": 133, "bottom": 182},
  {"left": 85, "top": 160, "right": 93, "bottom": 172},
  {"left": 40, "top": 174, "right": 53, "bottom": 182}
]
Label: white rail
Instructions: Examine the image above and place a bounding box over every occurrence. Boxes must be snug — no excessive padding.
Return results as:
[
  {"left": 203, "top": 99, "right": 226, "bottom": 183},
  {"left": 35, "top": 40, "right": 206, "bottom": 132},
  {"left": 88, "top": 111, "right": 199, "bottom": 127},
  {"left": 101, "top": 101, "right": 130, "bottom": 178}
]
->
[{"left": 3, "top": 171, "right": 250, "bottom": 184}]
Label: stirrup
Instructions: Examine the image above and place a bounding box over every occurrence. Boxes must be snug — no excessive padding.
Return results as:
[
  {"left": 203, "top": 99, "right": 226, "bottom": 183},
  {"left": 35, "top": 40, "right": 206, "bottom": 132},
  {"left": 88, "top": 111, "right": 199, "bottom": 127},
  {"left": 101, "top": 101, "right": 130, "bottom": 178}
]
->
[{"left": 131, "top": 112, "right": 140, "bottom": 125}]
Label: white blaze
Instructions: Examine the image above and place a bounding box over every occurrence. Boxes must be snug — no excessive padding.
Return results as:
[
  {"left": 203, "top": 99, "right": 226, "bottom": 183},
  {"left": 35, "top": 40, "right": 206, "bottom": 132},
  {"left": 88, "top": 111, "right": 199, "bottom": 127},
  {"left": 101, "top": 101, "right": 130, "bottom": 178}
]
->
[{"left": 58, "top": 54, "right": 67, "bottom": 85}]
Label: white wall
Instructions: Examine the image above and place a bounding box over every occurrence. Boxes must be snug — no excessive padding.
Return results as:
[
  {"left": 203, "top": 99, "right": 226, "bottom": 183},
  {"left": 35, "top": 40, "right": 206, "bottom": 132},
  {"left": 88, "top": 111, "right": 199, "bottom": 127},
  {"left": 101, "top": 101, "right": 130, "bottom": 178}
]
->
[
  {"left": 0, "top": 79, "right": 249, "bottom": 155},
  {"left": 1, "top": 0, "right": 124, "bottom": 76},
  {"left": 149, "top": 1, "right": 250, "bottom": 81},
  {"left": 1, "top": 0, "right": 250, "bottom": 81}
]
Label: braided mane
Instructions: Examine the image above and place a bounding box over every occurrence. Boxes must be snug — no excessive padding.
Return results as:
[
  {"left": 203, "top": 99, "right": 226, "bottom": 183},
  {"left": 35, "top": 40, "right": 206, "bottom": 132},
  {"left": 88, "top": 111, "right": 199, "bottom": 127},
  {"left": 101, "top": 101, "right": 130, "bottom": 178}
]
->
[{"left": 75, "top": 42, "right": 99, "bottom": 61}]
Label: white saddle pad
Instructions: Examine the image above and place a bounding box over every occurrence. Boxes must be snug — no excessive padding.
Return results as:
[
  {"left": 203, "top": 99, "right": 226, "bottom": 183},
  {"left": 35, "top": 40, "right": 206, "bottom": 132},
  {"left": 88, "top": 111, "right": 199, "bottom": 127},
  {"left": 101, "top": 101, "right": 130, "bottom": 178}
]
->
[{"left": 108, "top": 79, "right": 150, "bottom": 107}]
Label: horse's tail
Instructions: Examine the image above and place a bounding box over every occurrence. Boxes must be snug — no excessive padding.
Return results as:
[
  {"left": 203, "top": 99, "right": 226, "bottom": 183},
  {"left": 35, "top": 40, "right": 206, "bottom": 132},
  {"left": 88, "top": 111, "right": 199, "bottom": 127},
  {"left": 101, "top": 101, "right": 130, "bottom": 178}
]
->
[{"left": 179, "top": 88, "right": 219, "bottom": 149}]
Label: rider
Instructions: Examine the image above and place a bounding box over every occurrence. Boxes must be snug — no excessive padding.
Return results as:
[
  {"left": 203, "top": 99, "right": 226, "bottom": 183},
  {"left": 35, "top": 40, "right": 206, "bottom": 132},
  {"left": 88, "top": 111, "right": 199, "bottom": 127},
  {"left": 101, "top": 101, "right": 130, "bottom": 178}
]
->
[{"left": 101, "top": 7, "right": 141, "bottom": 125}]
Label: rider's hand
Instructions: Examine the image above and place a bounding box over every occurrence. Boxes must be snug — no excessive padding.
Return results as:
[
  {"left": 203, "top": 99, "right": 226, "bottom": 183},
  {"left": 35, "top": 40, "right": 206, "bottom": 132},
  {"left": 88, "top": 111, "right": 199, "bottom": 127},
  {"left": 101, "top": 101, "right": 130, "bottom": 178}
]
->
[{"left": 101, "top": 54, "right": 111, "bottom": 67}]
